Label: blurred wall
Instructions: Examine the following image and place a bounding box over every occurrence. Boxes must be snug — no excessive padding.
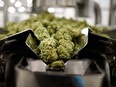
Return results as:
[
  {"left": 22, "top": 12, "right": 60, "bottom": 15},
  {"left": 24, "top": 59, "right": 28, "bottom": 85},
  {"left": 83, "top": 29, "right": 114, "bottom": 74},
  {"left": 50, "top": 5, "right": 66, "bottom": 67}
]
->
[
  {"left": 76, "top": 0, "right": 95, "bottom": 25},
  {"left": 94, "top": 0, "right": 110, "bottom": 26},
  {"left": 0, "top": 0, "right": 112, "bottom": 27},
  {"left": 109, "top": 0, "right": 116, "bottom": 26},
  {"left": 76, "top": 0, "right": 110, "bottom": 26},
  {"left": 0, "top": 11, "right": 4, "bottom": 27}
]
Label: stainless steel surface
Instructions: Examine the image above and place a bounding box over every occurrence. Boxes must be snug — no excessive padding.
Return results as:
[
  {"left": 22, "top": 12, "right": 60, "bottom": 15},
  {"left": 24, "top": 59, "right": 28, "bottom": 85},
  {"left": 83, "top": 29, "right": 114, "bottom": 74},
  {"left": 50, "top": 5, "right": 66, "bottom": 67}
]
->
[
  {"left": 17, "top": 58, "right": 104, "bottom": 87},
  {"left": 65, "top": 59, "right": 91, "bottom": 75},
  {"left": 26, "top": 59, "right": 46, "bottom": 72},
  {"left": 26, "top": 59, "right": 91, "bottom": 75}
]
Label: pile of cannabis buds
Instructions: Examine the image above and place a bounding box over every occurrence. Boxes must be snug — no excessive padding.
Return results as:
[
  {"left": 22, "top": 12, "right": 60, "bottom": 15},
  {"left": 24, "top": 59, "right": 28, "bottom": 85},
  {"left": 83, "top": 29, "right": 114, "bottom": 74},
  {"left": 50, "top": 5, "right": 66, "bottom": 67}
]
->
[{"left": 0, "top": 12, "right": 109, "bottom": 70}]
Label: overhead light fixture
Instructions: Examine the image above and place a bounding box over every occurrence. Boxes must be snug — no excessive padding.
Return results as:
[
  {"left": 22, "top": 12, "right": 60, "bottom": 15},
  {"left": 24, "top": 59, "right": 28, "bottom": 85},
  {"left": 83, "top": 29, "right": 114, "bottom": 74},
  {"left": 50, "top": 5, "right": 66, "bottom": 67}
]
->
[
  {"left": 27, "top": 0, "right": 33, "bottom": 4},
  {"left": 0, "top": 0, "right": 4, "bottom": 7},
  {"left": 18, "top": 6, "right": 25, "bottom": 12},
  {"left": 8, "top": 6, "right": 16, "bottom": 14},
  {"left": 27, "top": 3, "right": 32, "bottom": 7},
  {"left": 10, "top": 0, "right": 16, "bottom": 3},
  {"left": 15, "top": 1, "right": 22, "bottom": 7},
  {"left": 48, "top": 7, "right": 55, "bottom": 13}
]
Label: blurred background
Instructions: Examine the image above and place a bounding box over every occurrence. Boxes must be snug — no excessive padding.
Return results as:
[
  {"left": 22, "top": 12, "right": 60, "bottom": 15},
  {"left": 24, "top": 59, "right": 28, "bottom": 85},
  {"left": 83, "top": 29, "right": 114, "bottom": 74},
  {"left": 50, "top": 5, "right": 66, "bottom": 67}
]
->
[{"left": 0, "top": 0, "right": 115, "bottom": 28}]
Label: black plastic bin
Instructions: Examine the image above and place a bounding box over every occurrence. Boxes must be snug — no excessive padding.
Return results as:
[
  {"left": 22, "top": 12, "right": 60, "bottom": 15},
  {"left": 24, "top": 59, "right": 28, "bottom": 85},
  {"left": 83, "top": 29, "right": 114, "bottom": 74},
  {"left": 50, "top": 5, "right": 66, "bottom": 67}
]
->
[
  {"left": 78, "top": 33, "right": 116, "bottom": 86},
  {"left": 0, "top": 29, "right": 39, "bottom": 87}
]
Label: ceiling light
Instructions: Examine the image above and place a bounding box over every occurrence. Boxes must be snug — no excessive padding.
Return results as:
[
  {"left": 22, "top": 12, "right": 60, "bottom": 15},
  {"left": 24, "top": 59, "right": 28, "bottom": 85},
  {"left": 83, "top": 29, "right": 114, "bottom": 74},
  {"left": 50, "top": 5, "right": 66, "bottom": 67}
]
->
[
  {"left": 18, "top": 6, "right": 25, "bottom": 12},
  {"left": 48, "top": 7, "right": 55, "bottom": 13},
  {"left": 10, "top": 0, "right": 16, "bottom": 3},
  {"left": 15, "top": 1, "right": 22, "bottom": 7},
  {"left": 8, "top": 6, "right": 16, "bottom": 14},
  {"left": 0, "top": 0, "right": 4, "bottom": 7},
  {"left": 27, "top": 0, "right": 32, "bottom": 4}
]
